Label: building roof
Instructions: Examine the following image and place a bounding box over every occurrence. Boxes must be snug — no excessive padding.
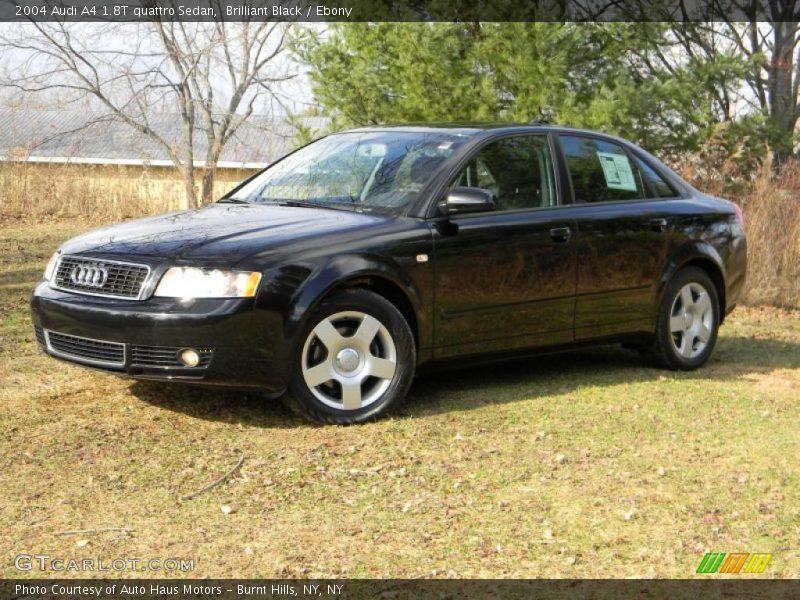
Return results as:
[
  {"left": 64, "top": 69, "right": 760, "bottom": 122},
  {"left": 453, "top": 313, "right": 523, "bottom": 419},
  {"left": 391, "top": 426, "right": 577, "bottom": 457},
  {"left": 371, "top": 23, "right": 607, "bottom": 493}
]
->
[{"left": 0, "top": 108, "right": 317, "bottom": 169}]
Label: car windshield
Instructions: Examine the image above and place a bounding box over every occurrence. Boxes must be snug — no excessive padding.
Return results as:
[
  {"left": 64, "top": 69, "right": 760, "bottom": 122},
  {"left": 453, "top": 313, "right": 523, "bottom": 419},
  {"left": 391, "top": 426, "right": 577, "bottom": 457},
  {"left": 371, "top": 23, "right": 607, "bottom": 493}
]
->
[{"left": 224, "top": 131, "right": 468, "bottom": 214}]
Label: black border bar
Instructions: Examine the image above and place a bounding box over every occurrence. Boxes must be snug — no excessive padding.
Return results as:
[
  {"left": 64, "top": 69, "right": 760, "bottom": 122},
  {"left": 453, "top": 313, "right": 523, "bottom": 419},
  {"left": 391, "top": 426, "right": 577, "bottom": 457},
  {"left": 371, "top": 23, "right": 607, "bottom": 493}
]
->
[
  {"left": 3, "top": 579, "right": 800, "bottom": 600},
  {"left": 2, "top": 0, "right": 800, "bottom": 22}
]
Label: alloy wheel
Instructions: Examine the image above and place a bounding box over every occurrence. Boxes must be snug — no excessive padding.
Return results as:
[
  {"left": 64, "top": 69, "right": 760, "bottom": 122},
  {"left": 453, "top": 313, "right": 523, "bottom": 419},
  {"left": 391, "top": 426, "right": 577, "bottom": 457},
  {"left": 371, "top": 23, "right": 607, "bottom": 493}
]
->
[
  {"left": 669, "top": 282, "right": 714, "bottom": 360},
  {"left": 301, "top": 311, "right": 397, "bottom": 410}
]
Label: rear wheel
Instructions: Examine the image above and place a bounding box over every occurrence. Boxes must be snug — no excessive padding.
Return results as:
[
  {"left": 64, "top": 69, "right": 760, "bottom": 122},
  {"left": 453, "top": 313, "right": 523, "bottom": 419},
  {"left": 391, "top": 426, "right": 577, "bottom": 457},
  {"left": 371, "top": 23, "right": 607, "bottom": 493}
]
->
[
  {"left": 284, "top": 289, "right": 415, "bottom": 424},
  {"left": 651, "top": 267, "right": 720, "bottom": 370}
]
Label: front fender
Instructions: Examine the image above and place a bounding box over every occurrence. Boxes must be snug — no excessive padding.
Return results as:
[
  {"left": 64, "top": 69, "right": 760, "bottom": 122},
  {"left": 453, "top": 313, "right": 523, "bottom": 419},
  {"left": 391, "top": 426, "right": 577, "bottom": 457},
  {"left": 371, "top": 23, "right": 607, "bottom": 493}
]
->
[{"left": 285, "top": 253, "right": 424, "bottom": 344}]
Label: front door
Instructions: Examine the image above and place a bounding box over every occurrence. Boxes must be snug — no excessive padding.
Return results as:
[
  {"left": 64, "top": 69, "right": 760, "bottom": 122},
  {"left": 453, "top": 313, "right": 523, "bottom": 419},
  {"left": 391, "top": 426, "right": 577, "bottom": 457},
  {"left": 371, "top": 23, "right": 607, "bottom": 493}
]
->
[{"left": 432, "top": 134, "right": 577, "bottom": 358}]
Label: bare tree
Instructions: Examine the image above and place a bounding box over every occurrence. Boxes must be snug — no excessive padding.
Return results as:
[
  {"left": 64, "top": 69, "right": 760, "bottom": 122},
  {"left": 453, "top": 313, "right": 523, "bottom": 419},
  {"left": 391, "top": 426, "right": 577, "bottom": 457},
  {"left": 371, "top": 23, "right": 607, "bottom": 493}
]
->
[
  {"left": 0, "top": 14, "right": 304, "bottom": 208},
  {"left": 634, "top": 0, "right": 800, "bottom": 166},
  {"left": 710, "top": 15, "right": 800, "bottom": 165}
]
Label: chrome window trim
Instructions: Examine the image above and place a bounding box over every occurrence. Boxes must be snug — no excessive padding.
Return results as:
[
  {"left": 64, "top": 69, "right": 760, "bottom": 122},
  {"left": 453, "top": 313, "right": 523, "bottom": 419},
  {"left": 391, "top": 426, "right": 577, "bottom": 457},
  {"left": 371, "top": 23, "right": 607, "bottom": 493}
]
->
[
  {"left": 50, "top": 255, "right": 152, "bottom": 300},
  {"left": 44, "top": 329, "right": 126, "bottom": 368}
]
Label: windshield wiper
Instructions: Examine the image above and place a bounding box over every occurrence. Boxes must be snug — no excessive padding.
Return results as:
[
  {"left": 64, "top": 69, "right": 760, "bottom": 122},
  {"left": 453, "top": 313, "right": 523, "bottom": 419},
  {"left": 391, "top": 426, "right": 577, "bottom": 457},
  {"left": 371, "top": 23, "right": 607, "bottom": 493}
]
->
[
  {"left": 275, "top": 200, "right": 358, "bottom": 211},
  {"left": 219, "top": 198, "right": 359, "bottom": 211}
]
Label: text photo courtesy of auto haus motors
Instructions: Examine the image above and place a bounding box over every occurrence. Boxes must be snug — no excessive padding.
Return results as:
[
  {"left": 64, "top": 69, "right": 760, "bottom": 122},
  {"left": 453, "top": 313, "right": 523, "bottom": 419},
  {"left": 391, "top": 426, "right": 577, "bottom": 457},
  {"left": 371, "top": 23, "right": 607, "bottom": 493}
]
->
[{"left": 3, "top": 1, "right": 800, "bottom": 598}]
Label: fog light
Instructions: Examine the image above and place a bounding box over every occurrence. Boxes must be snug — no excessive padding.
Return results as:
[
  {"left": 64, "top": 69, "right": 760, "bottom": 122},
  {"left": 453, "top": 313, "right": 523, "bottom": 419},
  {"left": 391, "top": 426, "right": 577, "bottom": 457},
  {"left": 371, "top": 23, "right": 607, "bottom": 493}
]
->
[{"left": 178, "top": 348, "right": 200, "bottom": 367}]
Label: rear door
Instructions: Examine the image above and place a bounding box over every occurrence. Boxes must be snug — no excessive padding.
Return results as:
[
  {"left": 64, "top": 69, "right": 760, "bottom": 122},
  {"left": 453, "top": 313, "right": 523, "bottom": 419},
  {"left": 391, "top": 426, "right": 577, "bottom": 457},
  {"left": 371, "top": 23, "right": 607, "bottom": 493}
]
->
[
  {"left": 556, "top": 134, "right": 676, "bottom": 339},
  {"left": 433, "top": 133, "right": 577, "bottom": 358}
]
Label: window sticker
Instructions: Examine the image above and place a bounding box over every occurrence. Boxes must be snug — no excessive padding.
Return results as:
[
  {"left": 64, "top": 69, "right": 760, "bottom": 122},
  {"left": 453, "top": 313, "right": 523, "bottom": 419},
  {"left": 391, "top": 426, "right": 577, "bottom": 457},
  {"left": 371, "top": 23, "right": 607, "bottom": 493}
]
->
[{"left": 596, "top": 152, "right": 637, "bottom": 191}]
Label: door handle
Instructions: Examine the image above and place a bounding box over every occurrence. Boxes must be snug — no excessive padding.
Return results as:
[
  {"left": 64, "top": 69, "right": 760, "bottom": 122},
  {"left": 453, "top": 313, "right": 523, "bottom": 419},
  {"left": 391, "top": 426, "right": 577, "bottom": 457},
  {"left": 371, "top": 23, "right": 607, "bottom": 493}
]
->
[
  {"left": 650, "top": 218, "right": 668, "bottom": 233},
  {"left": 549, "top": 226, "right": 572, "bottom": 243}
]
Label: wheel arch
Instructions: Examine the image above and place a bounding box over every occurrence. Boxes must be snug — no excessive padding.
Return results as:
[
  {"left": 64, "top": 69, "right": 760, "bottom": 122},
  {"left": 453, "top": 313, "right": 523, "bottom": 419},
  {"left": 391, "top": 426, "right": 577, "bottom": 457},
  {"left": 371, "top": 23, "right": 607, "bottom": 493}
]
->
[
  {"left": 286, "top": 255, "right": 422, "bottom": 349},
  {"left": 331, "top": 276, "right": 419, "bottom": 348},
  {"left": 660, "top": 243, "right": 728, "bottom": 322}
]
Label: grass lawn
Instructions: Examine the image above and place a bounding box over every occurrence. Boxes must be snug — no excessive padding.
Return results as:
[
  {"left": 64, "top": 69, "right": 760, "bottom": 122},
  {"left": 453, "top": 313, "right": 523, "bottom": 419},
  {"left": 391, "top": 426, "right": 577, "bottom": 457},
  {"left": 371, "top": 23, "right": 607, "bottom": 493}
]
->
[{"left": 1, "top": 216, "right": 799, "bottom": 578}]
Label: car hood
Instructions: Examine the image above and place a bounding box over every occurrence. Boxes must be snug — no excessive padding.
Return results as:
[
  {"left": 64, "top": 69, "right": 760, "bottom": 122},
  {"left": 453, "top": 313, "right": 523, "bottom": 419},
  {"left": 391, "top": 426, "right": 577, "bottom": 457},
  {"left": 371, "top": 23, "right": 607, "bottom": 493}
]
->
[{"left": 59, "top": 203, "right": 389, "bottom": 264}]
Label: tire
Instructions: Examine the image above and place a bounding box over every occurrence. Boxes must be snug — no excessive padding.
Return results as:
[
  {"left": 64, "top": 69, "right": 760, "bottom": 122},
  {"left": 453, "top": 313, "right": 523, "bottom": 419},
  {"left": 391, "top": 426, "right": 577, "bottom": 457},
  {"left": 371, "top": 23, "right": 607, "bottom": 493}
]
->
[
  {"left": 650, "top": 266, "right": 720, "bottom": 370},
  {"left": 283, "top": 289, "right": 416, "bottom": 424}
]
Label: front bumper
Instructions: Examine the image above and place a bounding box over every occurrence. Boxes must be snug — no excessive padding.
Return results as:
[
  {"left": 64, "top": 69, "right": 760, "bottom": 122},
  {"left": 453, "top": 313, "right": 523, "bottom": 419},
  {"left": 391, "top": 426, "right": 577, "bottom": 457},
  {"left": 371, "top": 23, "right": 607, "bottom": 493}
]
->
[{"left": 30, "top": 281, "right": 289, "bottom": 393}]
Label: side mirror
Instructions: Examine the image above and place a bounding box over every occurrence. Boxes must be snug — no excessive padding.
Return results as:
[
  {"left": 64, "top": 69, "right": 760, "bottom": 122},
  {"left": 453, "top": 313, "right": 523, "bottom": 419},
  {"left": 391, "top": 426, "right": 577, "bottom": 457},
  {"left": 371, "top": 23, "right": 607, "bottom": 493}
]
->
[{"left": 438, "top": 187, "right": 496, "bottom": 215}]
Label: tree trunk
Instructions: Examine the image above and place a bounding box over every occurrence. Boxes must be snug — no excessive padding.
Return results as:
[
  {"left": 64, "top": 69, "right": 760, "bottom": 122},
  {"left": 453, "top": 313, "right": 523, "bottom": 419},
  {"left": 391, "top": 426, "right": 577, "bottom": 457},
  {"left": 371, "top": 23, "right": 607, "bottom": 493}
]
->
[
  {"left": 767, "top": 21, "right": 800, "bottom": 166},
  {"left": 178, "top": 114, "right": 197, "bottom": 209},
  {"left": 182, "top": 163, "right": 197, "bottom": 210},
  {"left": 201, "top": 163, "right": 217, "bottom": 205},
  {"left": 200, "top": 136, "right": 225, "bottom": 205}
]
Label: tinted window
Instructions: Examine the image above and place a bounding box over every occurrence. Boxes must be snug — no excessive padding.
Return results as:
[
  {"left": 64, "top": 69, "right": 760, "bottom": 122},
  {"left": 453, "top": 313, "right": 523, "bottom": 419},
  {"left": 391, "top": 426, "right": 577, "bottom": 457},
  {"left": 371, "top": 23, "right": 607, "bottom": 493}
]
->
[
  {"left": 635, "top": 156, "right": 680, "bottom": 198},
  {"left": 560, "top": 135, "right": 644, "bottom": 203},
  {"left": 452, "top": 135, "right": 557, "bottom": 211}
]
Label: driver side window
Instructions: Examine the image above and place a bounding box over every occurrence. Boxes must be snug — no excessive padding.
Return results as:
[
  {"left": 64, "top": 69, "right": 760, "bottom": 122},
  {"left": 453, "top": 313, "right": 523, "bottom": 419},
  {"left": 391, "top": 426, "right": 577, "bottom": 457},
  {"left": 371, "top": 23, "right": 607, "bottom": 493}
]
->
[{"left": 451, "top": 135, "right": 557, "bottom": 211}]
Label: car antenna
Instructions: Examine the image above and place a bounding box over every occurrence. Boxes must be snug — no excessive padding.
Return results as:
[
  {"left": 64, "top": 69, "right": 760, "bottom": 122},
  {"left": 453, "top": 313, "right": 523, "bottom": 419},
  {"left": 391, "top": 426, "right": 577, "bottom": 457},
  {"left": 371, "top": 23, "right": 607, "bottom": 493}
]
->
[{"left": 529, "top": 107, "right": 555, "bottom": 125}]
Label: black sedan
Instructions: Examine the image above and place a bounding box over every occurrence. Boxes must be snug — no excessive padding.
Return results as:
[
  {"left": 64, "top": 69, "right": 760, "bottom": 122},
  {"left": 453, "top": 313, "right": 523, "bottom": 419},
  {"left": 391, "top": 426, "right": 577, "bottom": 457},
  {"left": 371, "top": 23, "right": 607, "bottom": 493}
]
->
[{"left": 31, "top": 124, "right": 747, "bottom": 424}]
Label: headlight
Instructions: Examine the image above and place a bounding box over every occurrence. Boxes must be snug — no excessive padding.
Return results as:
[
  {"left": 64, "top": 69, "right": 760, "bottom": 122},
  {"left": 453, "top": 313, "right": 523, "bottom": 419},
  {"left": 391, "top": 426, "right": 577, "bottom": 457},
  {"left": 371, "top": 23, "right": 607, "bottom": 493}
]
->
[
  {"left": 154, "top": 267, "right": 262, "bottom": 299},
  {"left": 43, "top": 251, "right": 60, "bottom": 281}
]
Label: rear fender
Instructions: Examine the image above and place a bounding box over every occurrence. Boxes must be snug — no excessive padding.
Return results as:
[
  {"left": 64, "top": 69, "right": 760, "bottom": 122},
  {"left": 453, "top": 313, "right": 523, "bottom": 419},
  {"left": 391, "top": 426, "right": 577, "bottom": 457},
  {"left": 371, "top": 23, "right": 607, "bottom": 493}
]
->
[{"left": 658, "top": 241, "right": 727, "bottom": 317}]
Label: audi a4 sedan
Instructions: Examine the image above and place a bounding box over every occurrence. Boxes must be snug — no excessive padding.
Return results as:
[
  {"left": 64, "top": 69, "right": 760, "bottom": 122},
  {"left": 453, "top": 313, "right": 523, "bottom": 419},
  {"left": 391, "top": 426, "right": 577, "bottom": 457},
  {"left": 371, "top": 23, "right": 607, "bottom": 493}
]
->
[{"left": 31, "top": 124, "right": 747, "bottom": 424}]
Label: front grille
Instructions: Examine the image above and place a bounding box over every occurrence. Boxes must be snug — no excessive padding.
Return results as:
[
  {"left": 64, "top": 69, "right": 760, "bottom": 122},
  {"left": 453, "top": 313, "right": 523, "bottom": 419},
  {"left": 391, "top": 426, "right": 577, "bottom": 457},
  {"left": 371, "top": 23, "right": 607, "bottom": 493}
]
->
[
  {"left": 45, "top": 330, "right": 125, "bottom": 367},
  {"left": 131, "top": 345, "right": 214, "bottom": 368},
  {"left": 33, "top": 325, "right": 45, "bottom": 347},
  {"left": 53, "top": 255, "right": 150, "bottom": 299}
]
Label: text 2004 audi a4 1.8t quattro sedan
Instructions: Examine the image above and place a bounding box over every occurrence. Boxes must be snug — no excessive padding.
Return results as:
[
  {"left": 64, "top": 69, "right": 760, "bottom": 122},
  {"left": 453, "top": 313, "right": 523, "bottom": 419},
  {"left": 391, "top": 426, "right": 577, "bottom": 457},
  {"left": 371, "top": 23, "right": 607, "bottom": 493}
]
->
[{"left": 32, "top": 124, "right": 747, "bottom": 424}]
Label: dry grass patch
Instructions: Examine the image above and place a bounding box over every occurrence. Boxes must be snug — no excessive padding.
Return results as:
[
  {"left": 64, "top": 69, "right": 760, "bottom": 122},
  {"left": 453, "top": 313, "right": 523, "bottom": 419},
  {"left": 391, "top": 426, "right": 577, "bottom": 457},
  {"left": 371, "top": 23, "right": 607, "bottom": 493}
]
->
[
  {"left": 1, "top": 218, "right": 799, "bottom": 579},
  {"left": 0, "top": 162, "right": 255, "bottom": 220}
]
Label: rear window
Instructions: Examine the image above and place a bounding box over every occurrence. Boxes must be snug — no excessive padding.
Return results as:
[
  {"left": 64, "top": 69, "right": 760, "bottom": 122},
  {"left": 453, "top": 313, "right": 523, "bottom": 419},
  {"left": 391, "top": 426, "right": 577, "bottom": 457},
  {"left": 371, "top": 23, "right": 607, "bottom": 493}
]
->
[
  {"left": 559, "top": 135, "right": 645, "bottom": 203},
  {"left": 634, "top": 156, "right": 680, "bottom": 198}
]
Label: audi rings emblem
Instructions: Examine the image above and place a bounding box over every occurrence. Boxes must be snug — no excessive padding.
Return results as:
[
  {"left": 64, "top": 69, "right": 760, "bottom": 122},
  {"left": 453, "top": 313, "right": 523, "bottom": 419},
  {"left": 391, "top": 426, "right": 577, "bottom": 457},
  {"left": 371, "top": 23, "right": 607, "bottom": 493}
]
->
[{"left": 70, "top": 264, "right": 109, "bottom": 288}]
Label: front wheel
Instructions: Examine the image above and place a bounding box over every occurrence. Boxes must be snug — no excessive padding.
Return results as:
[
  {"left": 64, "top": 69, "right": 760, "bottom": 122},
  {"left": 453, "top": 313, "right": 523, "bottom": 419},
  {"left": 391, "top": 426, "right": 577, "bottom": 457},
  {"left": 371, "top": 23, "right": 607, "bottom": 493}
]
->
[
  {"left": 284, "top": 289, "right": 416, "bottom": 424},
  {"left": 651, "top": 267, "right": 720, "bottom": 370}
]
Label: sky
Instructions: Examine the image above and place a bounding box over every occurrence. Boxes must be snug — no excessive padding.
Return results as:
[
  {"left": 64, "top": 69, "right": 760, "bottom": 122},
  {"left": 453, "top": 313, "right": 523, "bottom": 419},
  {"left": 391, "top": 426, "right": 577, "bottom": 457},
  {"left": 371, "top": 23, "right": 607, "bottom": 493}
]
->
[{"left": 0, "top": 22, "right": 317, "bottom": 118}]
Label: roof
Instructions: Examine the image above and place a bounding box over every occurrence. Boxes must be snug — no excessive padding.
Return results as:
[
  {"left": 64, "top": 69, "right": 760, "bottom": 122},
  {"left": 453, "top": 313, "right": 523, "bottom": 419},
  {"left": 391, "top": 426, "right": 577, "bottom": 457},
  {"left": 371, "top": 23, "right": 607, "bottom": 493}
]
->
[
  {"left": 0, "top": 109, "right": 320, "bottom": 168},
  {"left": 340, "top": 123, "right": 650, "bottom": 151},
  {"left": 339, "top": 122, "right": 602, "bottom": 136},
  {"left": 341, "top": 122, "right": 526, "bottom": 135}
]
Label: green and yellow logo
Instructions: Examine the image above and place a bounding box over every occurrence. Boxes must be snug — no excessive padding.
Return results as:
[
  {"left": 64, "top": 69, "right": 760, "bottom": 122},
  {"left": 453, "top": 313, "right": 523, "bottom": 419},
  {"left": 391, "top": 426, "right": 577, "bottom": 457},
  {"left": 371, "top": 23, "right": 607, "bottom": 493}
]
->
[{"left": 696, "top": 552, "right": 772, "bottom": 574}]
